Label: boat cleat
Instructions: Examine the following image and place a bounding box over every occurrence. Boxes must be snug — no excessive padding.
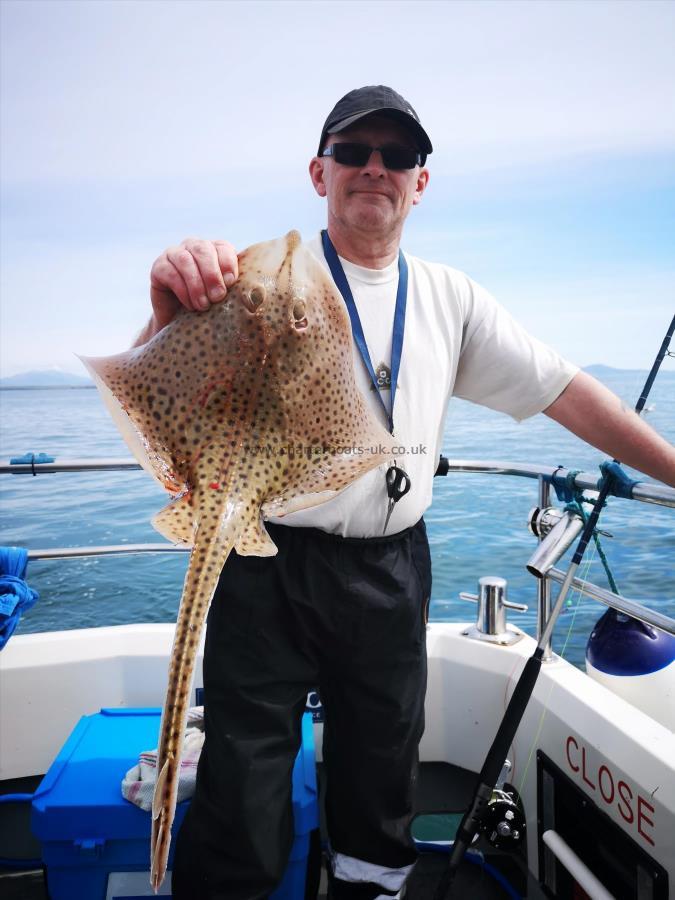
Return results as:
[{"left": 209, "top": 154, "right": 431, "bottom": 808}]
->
[{"left": 460, "top": 576, "right": 527, "bottom": 645}]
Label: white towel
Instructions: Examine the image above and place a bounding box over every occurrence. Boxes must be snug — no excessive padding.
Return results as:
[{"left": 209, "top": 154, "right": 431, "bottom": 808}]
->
[{"left": 121, "top": 707, "right": 205, "bottom": 811}]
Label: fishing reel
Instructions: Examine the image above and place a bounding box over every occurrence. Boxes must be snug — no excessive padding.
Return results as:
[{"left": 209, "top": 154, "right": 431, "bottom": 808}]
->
[{"left": 481, "top": 785, "right": 526, "bottom": 851}]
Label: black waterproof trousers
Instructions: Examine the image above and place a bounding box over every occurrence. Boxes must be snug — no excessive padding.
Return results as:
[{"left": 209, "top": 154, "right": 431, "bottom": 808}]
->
[{"left": 172, "top": 519, "right": 431, "bottom": 900}]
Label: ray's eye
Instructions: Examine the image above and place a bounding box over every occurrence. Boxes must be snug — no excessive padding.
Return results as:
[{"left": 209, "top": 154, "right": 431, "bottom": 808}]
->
[
  {"left": 293, "top": 300, "right": 306, "bottom": 320},
  {"left": 292, "top": 300, "right": 308, "bottom": 330},
  {"left": 242, "top": 285, "right": 266, "bottom": 313}
]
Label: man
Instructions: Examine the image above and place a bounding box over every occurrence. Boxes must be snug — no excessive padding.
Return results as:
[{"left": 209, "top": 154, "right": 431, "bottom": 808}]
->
[{"left": 139, "top": 87, "right": 675, "bottom": 900}]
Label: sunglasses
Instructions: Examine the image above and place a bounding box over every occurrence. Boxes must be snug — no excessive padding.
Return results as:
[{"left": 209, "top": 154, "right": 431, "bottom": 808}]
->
[{"left": 321, "top": 142, "right": 422, "bottom": 170}]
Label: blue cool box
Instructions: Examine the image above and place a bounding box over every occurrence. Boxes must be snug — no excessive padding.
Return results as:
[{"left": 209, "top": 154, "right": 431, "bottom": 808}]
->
[{"left": 31, "top": 707, "right": 318, "bottom": 899}]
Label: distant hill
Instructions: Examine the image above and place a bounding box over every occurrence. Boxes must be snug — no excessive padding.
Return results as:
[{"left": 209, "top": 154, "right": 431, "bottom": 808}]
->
[
  {"left": 2, "top": 364, "right": 672, "bottom": 388},
  {"left": 0, "top": 369, "right": 94, "bottom": 389},
  {"left": 583, "top": 364, "right": 675, "bottom": 379}
]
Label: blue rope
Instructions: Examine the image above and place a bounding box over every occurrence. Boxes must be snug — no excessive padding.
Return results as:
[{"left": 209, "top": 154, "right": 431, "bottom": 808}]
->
[
  {"left": 550, "top": 462, "right": 634, "bottom": 595},
  {"left": 549, "top": 462, "right": 638, "bottom": 504},
  {"left": 415, "top": 841, "right": 521, "bottom": 899},
  {"left": 550, "top": 467, "right": 581, "bottom": 503},
  {"left": 568, "top": 497, "right": 619, "bottom": 594},
  {"left": 0, "top": 548, "right": 39, "bottom": 650},
  {"left": 600, "top": 460, "right": 639, "bottom": 499},
  {"left": 0, "top": 793, "right": 34, "bottom": 803},
  {"left": 561, "top": 471, "right": 620, "bottom": 596}
]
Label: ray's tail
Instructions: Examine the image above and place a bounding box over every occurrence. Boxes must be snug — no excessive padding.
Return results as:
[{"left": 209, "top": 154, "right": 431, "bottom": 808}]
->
[{"left": 149, "top": 516, "right": 239, "bottom": 893}]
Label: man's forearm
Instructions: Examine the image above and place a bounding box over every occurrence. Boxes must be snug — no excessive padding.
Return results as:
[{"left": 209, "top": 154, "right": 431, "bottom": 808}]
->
[{"left": 544, "top": 371, "right": 675, "bottom": 488}]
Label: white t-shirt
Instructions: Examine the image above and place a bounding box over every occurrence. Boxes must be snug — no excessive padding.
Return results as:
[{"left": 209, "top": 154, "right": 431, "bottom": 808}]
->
[{"left": 266, "top": 234, "right": 578, "bottom": 538}]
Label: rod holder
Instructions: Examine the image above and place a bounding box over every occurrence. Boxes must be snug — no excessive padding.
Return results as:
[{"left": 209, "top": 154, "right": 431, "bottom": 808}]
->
[{"left": 526, "top": 507, "right": 584, "bottom": 579}]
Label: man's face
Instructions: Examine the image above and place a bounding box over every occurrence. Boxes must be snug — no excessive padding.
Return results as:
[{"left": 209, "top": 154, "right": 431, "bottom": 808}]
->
[{"left": 309, "top": 116, "right": 429, "bottom": 240}]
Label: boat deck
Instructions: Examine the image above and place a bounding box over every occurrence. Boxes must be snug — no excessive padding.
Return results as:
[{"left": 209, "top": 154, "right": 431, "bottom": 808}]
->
[
  {"left": 0, "top": 853, "right": 546, "bottom": 899},
  {"left": 405, "top": 851, "right": 545, "bottom": 899},
  {"left": 1, "top": 763, "right": 547, "bottom": 898}
]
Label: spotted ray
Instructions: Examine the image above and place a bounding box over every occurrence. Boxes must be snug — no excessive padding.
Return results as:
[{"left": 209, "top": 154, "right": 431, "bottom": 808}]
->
[{"left": 80, "top": 230, "right": 394, "bottom": 892}]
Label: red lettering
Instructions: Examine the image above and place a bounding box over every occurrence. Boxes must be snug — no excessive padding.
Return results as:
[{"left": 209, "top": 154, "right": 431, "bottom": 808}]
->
[
  {"left": 564, "top": 738, "right": 652, "bottom": 842},
  {"left": 566, "top": 736, "right": 580, "bottom": 772},
  {"left": 582, "top": 746, "right": 596, "bottom": 790},
  {"left": 598, "top": 765, "right": 615, "bottom": 804},
  {"left": 617, "top": 780, "right": 634, "bottom": 824},
  {"left": 637, "top": 796, "right": 655, "bottom": 847}
]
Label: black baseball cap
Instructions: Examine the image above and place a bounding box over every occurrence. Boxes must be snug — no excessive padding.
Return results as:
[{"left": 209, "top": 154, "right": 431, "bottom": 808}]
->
[{"left": 318, "top": 85, "right": 433, "bottom": 163}]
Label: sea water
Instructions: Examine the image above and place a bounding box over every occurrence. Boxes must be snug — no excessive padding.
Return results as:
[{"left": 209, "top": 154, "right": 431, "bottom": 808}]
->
[{"left": 1, "top": 369, "right": 673, "bottom": 668}]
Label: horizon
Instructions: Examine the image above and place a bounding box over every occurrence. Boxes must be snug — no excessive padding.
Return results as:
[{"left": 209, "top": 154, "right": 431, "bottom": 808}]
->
[
  {"left": 1, "top": 0, "right": 674, "bottom": 376},
  {"left": 5, "top": 360, "right": 675, "bottom": 385}
]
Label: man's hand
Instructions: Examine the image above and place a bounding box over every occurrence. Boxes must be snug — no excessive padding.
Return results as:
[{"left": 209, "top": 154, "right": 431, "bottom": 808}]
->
[
  {"left": 544, "top": 371, "right": 675, "bottom": 488},
  {"left": 134, "top": 238, "right": 238, "bottom": 346}
]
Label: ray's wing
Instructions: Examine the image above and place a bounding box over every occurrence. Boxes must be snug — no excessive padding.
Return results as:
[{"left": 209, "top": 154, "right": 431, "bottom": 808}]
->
[
  {"left": 79, "top": 349, "right": 181, "bottom": 491},
  {"left": 80, "top": 307, "right": 246, "bottom": 502}
]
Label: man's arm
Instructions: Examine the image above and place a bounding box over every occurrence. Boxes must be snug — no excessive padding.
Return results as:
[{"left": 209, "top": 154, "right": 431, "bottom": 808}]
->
[
  {"left": 133, "top": 238, "right": 239, "bottom": 347},
  {"left": 544, "top": 371, "right": 675, "bottom": 487}
]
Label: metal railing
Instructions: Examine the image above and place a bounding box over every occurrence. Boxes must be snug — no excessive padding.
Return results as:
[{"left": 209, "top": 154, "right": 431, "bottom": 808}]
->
[
  {"left": 1, "top": 457, "right": 141, "bottom": 475},
  {"left": 4, "top": 456, "right": 675, "bottom": 509},
  {"left": 3, "top": 456, "right": 674, "bottom": 646},
  {"left": 434, "top": 459, "right": 675, "bottom": 509},
  {"left": 442, "top": 462, "right": 675, "bottom": 649},
  {"left": 545, "top": 567, "right": 675, "bottom": 637},
  {"left": 25, "top": 543, "right": 190, "bottom": 560}
]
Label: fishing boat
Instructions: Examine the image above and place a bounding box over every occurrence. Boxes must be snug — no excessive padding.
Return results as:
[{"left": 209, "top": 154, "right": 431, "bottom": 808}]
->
[{"left": 1, "top": 453, "right": 673, "bottom": 900}]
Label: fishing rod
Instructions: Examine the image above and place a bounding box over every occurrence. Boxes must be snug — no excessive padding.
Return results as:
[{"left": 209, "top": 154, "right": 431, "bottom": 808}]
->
[{"left": 433, "top": 313, "right": 675, "bottom": 899}]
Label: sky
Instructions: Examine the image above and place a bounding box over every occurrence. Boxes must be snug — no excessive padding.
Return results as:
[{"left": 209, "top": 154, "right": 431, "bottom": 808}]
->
[{"left": 1, "top": 0, "right": 674, "bottom": 377}]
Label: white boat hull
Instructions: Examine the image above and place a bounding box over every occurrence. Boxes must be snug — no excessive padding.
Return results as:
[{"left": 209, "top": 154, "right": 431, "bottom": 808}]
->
[{"left": 2, "top": 621, "right": 673, "bottom": 893}]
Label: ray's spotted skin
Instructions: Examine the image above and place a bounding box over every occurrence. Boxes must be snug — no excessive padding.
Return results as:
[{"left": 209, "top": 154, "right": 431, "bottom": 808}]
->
[{"left": 80, "top": 230, "right": 394, "bottom": 892}]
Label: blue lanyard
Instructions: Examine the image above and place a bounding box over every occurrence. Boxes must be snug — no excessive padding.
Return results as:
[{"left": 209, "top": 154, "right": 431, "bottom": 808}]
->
[{"left": 321, "top": 229, "right": 408, "bottom": 434}]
